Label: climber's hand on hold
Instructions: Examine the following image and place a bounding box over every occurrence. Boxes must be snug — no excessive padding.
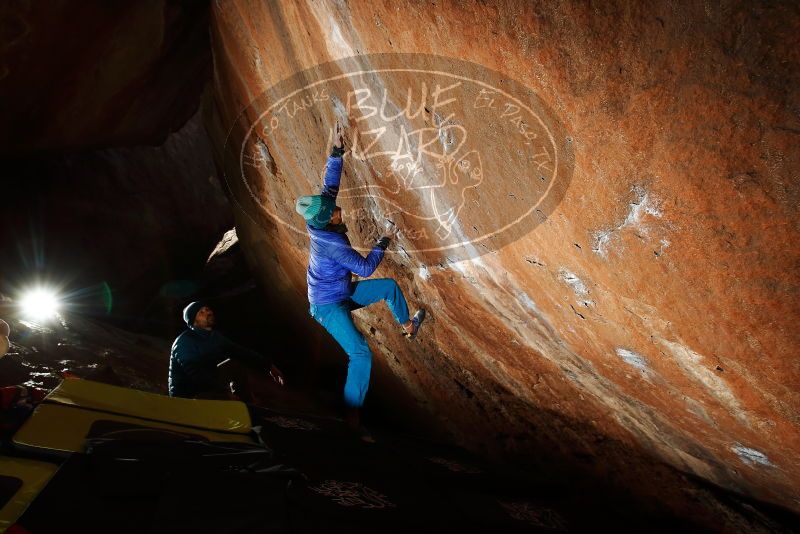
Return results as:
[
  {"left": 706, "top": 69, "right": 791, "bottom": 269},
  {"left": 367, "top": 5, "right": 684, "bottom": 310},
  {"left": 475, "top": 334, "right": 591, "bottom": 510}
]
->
[
  {"left": 331, "top": 120, "right": 345, "bottom": 157},
  {"left": 383, "top": 219, "right": 399, "bottom": 238},
  {"left": 333, "top": 120, "right": 344, "bottom": 148},
  {"left": 376, "top": 236, "right": 391, "bottom": 250}
]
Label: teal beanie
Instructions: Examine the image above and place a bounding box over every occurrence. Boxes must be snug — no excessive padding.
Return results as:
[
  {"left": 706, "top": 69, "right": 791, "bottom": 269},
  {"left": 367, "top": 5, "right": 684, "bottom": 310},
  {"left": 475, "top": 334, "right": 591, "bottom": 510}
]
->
[{"left": 295, "top": 195, "right": 335, "bottom": 229}]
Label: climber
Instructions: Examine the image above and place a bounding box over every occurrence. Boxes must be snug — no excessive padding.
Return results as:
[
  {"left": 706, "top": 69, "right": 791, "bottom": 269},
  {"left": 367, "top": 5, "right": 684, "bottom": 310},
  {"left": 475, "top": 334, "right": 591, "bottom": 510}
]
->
[
  {"left": 295, "top": 120, "right": 426, "bottom": 437},
  {"left": 169, "top": 301, "right": 284, "bottom": 400}
]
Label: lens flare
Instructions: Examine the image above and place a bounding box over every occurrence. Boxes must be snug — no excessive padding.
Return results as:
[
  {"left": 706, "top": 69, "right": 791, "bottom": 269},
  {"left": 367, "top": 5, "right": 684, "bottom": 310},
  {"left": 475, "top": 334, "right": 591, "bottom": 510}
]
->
[{"left": 20, "top": 289, "right": 60, "bottom": 321}]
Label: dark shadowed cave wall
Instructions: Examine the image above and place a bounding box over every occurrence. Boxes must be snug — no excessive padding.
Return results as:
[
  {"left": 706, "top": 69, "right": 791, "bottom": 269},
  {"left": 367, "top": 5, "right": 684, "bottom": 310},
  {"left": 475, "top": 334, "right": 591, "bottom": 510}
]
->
[{"left": 0, "top": 1, "right": 231, "bottom": 332}]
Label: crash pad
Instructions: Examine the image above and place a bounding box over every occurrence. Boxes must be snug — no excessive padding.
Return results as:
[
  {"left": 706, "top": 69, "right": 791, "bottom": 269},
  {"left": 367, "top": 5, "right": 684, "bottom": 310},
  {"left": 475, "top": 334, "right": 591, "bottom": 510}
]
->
[
  {"left": 0, "top": 457, "right": 58, "bottom": 530},
  {"left": 13, "top": 403, "right": 253, "bottom": 456},
  {"left": 44, "top": 378, "right": 251, "bottom": 433}
]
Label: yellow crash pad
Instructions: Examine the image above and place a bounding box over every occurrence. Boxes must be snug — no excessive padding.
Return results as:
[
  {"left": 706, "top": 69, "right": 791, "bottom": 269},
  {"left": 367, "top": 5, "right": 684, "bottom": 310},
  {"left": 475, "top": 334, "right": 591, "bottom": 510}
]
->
[
  {"left": 0, "top": 457, "right": 58, "bottom": 531},
  {"left": 13, "top": 403, "right": 254, "bottom": 456},
  {"left": 44, "top": 378, "right": 252, "bottom": 434}
]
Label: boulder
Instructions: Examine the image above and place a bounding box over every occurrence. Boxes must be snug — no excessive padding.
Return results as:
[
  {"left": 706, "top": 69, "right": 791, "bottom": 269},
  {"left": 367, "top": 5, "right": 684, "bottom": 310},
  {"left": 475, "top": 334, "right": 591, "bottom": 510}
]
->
[{"left": 205, "top": 0, "right": 800, "bottom": 514}]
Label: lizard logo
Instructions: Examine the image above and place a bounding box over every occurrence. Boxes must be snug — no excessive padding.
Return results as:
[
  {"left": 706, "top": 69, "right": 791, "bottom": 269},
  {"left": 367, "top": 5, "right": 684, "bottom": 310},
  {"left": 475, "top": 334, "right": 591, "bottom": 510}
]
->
[{"left": 345, "top": 118, "right": 483, "bottom": 241}]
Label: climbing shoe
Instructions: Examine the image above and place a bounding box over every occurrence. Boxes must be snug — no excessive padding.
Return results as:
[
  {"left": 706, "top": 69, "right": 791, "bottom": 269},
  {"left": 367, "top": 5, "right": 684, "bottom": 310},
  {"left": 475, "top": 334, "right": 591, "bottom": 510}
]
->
[{"left": 403, "top": 309, "right": 426, "bottom": 339}]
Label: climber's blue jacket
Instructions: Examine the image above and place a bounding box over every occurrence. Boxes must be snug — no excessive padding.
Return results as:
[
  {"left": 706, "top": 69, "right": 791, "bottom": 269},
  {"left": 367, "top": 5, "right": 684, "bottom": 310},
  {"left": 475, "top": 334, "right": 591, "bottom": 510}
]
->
[
  {"left": 306, "top": 155, "right": 385, "bottom": 305},
  {"left": 169, "top": 327, "right": 269, "bottom": 398}
]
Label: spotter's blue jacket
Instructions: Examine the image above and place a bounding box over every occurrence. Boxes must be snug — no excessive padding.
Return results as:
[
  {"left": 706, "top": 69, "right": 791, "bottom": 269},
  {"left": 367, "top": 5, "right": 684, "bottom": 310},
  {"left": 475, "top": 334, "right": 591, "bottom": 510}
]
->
[{"left": 169, "top": 327, "right": 268, "bottom": 398}]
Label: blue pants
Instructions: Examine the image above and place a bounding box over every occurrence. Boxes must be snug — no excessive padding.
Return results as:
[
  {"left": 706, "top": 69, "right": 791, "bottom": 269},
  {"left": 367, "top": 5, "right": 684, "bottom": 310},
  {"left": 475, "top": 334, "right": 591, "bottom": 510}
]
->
[{"left": 309, "top": 278, "right": 410, "bottom": 408}]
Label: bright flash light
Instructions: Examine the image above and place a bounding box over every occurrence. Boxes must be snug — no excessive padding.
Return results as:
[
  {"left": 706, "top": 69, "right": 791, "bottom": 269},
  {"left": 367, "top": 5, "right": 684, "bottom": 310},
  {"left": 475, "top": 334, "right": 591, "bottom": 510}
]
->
[{"left": 20, "top": 289, "right": 61, "bottom": 321}]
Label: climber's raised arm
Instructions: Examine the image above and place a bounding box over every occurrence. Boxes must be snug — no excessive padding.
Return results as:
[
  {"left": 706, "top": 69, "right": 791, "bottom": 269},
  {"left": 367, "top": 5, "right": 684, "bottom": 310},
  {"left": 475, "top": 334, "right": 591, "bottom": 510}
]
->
[{"left": 321, "top": 120, "right": 345, "bottom": 200}]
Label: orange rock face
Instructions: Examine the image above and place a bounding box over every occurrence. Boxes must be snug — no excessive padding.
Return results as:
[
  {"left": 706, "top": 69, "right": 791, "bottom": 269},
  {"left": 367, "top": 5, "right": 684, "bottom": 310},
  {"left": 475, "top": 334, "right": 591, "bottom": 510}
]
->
[{"left": 206, "top": 1, "right": 800, "bottom": 513}]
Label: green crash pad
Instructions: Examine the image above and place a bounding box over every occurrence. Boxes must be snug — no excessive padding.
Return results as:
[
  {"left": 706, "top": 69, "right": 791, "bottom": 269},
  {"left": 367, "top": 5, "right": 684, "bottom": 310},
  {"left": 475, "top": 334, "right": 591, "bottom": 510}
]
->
[
  {"left": 13, "top": 403, "right": 254, "bottom": 456},
  {"left": 44, "top": 378, "right": 252, "bottom": 434},
  {"left": 0, "top": 457, "right": 58, "bottom": 531}
]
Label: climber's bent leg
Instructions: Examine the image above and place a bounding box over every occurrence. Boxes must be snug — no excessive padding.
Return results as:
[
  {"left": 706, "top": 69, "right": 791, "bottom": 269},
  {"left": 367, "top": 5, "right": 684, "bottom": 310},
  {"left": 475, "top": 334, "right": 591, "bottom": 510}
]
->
[
  {"left": 350, "top": 278, "right": 410, "bottom": 325},
  {"left": 310, "top": 301, "right": 373, "bottom": 408}
]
